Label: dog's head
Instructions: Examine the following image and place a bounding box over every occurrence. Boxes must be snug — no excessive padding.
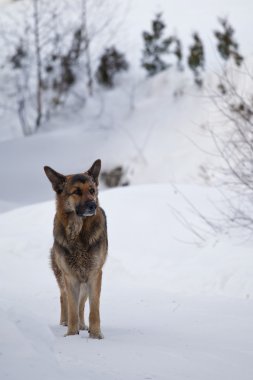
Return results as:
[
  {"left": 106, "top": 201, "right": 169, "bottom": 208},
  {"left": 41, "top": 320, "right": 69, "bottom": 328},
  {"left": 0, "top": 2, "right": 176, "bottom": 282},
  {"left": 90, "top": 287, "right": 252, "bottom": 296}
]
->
[{"left": 44, "top": 159, "right": 101, "bottom": 217}]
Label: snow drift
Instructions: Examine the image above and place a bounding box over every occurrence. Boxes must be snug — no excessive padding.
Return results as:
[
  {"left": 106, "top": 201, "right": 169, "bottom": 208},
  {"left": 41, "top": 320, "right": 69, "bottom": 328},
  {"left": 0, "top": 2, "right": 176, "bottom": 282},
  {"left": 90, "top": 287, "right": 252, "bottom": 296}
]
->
[{"left": 0, "top": 184, "right": 253, "bottom": 380}]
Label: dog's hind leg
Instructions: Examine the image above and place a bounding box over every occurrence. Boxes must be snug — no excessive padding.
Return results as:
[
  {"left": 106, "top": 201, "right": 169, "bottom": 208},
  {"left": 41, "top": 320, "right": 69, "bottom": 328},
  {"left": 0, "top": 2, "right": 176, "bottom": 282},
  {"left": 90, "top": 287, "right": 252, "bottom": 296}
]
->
[{"left": 79, "top": 283, "right": 89, "bottom": 330}]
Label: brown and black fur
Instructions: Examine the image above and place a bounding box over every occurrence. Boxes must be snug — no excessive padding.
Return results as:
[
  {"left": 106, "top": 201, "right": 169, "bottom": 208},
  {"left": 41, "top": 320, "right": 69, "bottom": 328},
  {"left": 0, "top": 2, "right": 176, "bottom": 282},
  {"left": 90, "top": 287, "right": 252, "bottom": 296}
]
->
[{"left": 44, "top": 159, "right": 108, "bottom": 339}]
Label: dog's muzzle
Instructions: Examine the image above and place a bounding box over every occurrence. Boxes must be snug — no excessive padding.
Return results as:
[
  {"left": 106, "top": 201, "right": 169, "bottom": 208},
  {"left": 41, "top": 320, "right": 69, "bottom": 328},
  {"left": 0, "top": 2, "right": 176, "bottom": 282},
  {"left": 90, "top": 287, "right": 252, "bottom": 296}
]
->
[{"left": 76, "top": 201, "right": 97, "bottom": 217}]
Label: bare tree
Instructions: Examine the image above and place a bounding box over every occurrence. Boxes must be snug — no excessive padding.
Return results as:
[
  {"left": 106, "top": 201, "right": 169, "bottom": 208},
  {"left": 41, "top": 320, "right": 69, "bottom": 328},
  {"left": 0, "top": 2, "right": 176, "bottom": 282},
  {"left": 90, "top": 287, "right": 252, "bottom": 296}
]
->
[
  {"left": 205, "top": 63, "right": 253, "bottom": 233},
  {"left": 81, "top": 0, "right": 93, "bottom": 96},
  {"left": 0, "top": 0, "right": 122, "bottom": 135},
  {"left": 0, "top": 0, "right": 65, "bottom": 134},
  {"left": 33, "top": 0, "right": 43, "bottom": 130}
]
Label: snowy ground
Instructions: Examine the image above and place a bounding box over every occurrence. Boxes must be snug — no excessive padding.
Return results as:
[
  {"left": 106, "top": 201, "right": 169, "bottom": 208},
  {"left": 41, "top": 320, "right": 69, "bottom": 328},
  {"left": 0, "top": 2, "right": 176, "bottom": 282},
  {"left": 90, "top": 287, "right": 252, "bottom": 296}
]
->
[
  {"left": 1, "top": 1, "right": 253, "bottom": 379},
  {"left": 1, "top": 184, "right": 253, "bottom": 380}
]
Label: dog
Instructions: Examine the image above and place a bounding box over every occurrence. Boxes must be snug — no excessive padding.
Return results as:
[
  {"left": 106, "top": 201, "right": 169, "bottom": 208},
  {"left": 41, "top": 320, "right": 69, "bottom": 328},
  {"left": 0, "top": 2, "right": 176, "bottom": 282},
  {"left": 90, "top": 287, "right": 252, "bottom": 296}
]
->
[{"left": 44, "top": 159, "right": 108, "bottom": 339}]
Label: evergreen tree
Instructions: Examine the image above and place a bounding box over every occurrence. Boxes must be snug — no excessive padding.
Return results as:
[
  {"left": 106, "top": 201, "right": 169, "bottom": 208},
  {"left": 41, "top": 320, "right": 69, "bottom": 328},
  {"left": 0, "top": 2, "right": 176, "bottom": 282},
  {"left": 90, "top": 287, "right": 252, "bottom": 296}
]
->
[
  {"left": 188, "top": 33, "right": 205, "bottom": 86},
  {"left": 96, "top": 46, "right": 129, "bottom": 88},
  {"left": 214, "top": 18, "right": 243, "bottom": 66},
  {"left": 173, "top": 36, "right": 183, "bottom": 71},
  {"left": 141, "top": 13, "right": 174, "bottom": 76}
]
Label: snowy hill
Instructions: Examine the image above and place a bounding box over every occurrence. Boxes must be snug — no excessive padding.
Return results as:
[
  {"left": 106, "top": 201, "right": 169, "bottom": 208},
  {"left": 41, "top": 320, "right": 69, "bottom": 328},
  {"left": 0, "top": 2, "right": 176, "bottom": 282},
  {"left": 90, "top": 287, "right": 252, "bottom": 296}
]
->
[
  {"left": 0, "top": 0, "right": 253, "bottom": 213},
  {"left": 1, "top": 184, "right": 253, "bottom": 380},
  {"left": 0, "top": 70, "right": 215, "bottom": 211}
]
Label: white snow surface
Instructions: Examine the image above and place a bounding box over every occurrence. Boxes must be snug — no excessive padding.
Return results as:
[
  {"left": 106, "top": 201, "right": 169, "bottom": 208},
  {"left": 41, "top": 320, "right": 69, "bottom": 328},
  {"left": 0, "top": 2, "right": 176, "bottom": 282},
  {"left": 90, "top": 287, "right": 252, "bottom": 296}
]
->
[
  {"left": 1, "top": 1, "right": 253, "bottom": 379},
  {"left": 1, "top": 184, "right": 253, "bottom": 380}
]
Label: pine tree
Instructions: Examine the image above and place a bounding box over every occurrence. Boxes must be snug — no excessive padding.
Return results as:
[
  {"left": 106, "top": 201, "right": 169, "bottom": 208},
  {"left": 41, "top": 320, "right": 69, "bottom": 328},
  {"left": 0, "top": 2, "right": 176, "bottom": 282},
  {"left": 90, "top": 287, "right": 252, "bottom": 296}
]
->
[
  {"left": 188, "top": 33, "right": 205, "bottom": 86},
  {"left": 96, "top": 46, "right": 129, "bottom": 88},
  {"left": 141, "top": 13, "right": 174, "bottom": 76},
  {"left": 173, "top": 36, "right": 183, "bottom": 71},
  {"left": 214, "top": 18, "right": 243, "bottom": 66}
]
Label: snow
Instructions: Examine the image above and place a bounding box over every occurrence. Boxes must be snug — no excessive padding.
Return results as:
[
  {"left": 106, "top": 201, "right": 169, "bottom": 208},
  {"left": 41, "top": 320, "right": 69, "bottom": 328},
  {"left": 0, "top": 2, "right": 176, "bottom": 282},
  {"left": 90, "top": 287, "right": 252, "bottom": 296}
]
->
[
  {"left": 1, "top": 0, "right": 253, "bottom": 379},
  {"left": 0, "top": 69, "right": 218, "bottom": 211},
  {"left": 1, "top": 184, "right": 253, "bottom": 380},
  {"left": 0, "top": 0, "right": 252, "bottom": 212}
]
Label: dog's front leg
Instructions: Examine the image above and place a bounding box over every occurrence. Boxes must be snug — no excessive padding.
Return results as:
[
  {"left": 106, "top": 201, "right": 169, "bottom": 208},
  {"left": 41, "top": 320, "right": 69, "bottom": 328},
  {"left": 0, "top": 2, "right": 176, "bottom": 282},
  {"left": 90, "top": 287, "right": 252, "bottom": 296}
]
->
[
  {"left": 64, "top": 276, "right": 80, "bottom": 336},
  {"left": 79, "top": 283, "right": 89, "bottom": 331},
  {"left": 88, "top": 270, "right": 104, "bottom": 339}
]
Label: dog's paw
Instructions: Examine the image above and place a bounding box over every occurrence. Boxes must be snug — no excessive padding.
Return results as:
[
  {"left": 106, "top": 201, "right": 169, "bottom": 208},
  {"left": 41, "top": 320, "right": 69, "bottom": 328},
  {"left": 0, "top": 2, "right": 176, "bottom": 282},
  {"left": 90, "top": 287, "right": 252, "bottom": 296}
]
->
[
  {"left": 79, "top": 322, "right": 89, "bottom": 331},
  {"left": 60, "top": 321, "right": 68, "bottom": 326},
  {"left": 89, "top": 331, "right": 104, "bottom": 339},
  {"left": 64, "top": 329, "right": 79, "bottom": 337}
]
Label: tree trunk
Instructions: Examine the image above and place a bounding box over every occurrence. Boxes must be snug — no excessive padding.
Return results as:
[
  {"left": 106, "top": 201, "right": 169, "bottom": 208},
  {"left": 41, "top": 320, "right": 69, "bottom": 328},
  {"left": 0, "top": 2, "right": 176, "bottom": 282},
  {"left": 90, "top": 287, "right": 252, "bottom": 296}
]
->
[
  {"left": 33, "top": 0, "right": 43, "bottom": 130},
  {"left": 81, "top": 0, "right": 93, "bottom": 96}
]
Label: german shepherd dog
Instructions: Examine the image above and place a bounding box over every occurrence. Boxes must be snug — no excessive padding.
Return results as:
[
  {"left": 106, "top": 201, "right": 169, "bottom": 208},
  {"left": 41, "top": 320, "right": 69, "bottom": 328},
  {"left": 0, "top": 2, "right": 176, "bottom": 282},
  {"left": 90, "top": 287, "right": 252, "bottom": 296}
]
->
[{"left": 44, "top": 159, "right": 107, "bottom": 339}]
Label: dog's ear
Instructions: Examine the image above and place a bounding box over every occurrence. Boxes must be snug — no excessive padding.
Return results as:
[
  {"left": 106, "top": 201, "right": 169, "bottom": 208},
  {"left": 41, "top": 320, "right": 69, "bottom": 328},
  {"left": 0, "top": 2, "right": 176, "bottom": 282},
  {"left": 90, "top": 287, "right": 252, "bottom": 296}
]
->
[
  {"left": 87, "top": 159, "right": 101, "bottom": 185},
  {"left": 44, "top": 166, "right": 66, "bottom": 194}
]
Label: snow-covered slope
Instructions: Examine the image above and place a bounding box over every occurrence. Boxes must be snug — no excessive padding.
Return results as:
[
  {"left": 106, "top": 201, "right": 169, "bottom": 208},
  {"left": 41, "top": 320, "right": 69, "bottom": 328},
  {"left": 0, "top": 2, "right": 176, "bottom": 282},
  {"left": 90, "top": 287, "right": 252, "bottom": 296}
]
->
[
  {"left": 1, "top": 0, "right": 253, "bottom": 213},
  {"left": 0, "top": 70, "right": 217, "bottom": 211},
  {"left": 1, "top": 185, "right": 253, "bottom": 380}
]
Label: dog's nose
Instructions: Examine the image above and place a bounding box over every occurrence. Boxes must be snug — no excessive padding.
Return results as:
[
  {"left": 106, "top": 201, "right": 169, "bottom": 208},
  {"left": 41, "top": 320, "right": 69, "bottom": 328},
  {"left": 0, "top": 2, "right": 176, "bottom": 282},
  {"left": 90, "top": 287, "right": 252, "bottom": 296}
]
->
[{"left": 87, "top": 201, "right": 97, "bottom": 213}]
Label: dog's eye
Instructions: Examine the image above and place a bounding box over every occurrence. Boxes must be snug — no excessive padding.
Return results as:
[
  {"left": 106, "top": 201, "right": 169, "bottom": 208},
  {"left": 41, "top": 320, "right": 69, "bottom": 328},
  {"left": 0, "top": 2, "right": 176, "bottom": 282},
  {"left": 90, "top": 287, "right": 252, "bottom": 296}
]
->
[
  {"left": 73, "top": 188, "right": 82, "bottom": 196},
  {"left": 89, "top": 188, "right": 95, "bottom": 195}
]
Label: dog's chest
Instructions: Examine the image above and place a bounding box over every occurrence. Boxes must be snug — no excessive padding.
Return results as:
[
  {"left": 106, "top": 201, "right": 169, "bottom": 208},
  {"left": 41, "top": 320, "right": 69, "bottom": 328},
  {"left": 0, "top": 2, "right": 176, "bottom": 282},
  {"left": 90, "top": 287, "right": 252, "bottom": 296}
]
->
[
  {"left": 53, "top": 211, "right": 107, "bottom": 281},
  {"left": 64, "top": 235, "right": 103, "bottom": 276}
]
